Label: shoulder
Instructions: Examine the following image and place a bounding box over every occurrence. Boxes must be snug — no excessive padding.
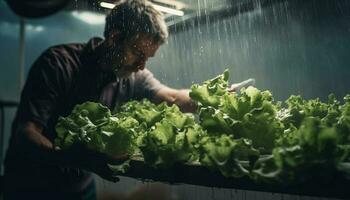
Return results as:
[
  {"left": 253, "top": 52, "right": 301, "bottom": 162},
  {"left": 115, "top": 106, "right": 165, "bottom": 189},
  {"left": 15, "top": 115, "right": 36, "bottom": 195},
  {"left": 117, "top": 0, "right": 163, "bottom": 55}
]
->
[
  {"left": 24, "top": 43, "right": 87, "bottom": 89},
  {"left": 40, "top": 42, "right": 85, "bottom": 65},
  {"left": 132, "top": 69, "right": 165, "bottom": 91},
  {"left": 133, "top": 69, "right": 155, "bottom": 80},
  {"left": 30, "top": 42, "right": 86, "bottom": 75}
]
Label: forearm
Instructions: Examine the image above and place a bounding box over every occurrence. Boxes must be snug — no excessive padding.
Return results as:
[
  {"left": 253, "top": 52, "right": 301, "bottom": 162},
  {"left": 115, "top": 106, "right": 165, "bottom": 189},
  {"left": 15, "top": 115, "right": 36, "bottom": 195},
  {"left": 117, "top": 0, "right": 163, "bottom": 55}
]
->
[
  {"left": 173, "top": 89, "right": 197, "bottom": 113},
  {"left": 153, "top": 88, "right": 197, "bottom": 113},
  {"left": 20, "top": 122, "right": 53, "bottom": 151},
  {"left": 17, "top": 122, "right": 78, "bottom": 167}
]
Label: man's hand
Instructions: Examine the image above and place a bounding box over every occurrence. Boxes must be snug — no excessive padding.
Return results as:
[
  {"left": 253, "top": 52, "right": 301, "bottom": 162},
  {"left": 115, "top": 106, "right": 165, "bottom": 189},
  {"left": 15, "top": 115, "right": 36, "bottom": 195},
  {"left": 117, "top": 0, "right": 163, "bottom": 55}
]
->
[
  {"left": 228, "top": 78, "right": 256, "bottom": 92},
  {"left": 63, "top": 145, "right": 129, "bottom": 183}
]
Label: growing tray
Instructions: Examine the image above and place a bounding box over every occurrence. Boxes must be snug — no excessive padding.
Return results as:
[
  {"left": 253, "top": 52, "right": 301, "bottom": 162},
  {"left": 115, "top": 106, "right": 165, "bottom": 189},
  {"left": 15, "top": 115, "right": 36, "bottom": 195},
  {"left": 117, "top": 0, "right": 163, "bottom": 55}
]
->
[{"left": 120, "top": 156, "right": 350, "bottom": 199}]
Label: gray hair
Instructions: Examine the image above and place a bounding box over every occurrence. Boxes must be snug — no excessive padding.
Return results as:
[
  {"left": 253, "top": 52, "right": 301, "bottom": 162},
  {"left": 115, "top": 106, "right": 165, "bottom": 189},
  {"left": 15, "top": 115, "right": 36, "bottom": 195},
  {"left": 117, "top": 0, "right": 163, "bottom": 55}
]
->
[{"left": 104, "top": 0, "right": 169, "bottom": 44}]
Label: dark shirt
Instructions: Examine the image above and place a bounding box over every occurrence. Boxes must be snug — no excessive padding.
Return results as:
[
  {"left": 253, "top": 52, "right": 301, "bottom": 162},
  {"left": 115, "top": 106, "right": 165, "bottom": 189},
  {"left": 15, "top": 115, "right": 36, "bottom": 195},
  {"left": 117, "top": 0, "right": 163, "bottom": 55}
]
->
[{"left": 4, "top": 37, "right": 165, "bottom": 192}]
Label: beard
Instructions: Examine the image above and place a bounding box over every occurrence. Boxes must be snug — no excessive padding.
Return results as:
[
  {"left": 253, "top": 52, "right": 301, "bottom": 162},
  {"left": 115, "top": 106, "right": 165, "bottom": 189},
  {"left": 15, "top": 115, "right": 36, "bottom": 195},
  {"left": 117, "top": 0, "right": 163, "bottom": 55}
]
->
[
  {"left": 99, "top": 43, "right": 142, "bottom": 78},
  {"left": 99, "top": 45, "right": 124, "bottom": 74}
]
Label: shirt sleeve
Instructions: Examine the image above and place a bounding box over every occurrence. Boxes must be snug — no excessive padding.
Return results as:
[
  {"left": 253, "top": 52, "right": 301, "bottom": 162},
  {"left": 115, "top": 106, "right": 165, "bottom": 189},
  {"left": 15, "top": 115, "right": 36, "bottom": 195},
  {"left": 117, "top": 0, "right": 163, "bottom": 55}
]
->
[
  {"left": 16, "top": 51, "right": 64, "bottom": 128},
  {"left": 133, "top": 69, "right": 166, "bottom": 100}
]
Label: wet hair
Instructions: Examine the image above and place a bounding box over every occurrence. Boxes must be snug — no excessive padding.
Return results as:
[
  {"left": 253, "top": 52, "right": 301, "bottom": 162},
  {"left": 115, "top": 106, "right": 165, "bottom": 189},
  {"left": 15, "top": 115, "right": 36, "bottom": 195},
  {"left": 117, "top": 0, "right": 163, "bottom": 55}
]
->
[{"left": 104, "top": 0, "right": 169, "bottom": 44}]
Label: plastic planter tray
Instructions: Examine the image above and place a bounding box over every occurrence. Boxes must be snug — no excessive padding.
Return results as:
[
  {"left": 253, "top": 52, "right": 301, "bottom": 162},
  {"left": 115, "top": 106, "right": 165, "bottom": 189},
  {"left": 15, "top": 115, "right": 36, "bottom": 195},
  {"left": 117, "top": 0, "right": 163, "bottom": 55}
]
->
[{"left": 120, "top": 156, "right": 350, "bottom": 199}]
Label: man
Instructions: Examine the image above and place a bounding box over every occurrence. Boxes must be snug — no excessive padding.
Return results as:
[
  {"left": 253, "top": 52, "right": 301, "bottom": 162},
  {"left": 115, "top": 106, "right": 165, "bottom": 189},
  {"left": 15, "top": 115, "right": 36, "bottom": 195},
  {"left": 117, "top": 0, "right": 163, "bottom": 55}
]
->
[
  {"left": 3, "top": 1, "right": 194, "bottom": 199},
  {"left": 3, "top": 0, "right": 240, "bottom": 199}
]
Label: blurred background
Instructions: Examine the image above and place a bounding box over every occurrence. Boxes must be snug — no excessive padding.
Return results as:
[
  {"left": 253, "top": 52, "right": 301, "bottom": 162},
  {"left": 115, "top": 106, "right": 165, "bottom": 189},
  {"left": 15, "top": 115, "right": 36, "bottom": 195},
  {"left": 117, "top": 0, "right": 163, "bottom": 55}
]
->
[{"left": 1, "top": 0, "right": 350, "bottom": 199}]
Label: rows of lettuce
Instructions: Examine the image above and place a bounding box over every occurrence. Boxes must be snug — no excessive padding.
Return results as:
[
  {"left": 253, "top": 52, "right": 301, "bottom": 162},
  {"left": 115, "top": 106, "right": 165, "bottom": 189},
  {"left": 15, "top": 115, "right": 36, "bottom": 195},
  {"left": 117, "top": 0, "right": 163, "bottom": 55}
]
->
[{"left": 54, "top": 70, "right": 350, "bottom": 184}]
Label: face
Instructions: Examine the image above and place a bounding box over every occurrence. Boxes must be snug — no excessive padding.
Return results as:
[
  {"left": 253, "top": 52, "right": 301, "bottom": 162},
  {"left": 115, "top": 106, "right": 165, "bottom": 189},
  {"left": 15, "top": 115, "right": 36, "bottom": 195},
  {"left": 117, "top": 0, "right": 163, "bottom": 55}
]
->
[{"left": 107, "top": 34, "right": 160, "bottom": 78}]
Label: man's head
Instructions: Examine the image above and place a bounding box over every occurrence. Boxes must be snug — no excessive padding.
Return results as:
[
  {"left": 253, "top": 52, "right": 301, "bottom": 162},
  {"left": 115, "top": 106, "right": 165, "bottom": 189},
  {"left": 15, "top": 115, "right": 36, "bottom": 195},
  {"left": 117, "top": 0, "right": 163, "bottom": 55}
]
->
[{"left": 102, "top": 0, "right": 168, "bottom": 78}]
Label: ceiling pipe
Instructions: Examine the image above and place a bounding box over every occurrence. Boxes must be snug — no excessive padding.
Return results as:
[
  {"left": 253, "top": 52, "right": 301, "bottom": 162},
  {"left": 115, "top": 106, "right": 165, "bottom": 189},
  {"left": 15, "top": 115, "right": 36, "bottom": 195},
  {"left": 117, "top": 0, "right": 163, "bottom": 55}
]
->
[{"left": 5, "top": 0, "right": 70, "bottom": 18}]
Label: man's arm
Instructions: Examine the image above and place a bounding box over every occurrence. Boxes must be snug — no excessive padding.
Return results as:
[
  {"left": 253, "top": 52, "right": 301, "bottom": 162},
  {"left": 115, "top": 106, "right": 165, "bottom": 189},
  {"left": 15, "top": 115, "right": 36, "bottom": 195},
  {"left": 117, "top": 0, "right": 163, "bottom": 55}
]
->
[
  {"left": 151, "top": 79, "right": 256, "bottom": 113},
  {"left": 138, "top": 69, "right": 255, "bottom": 113},
  {"left": 152, "top": 87, "right": 197, "bottom": 113},
  {"left": 20, "top": 121, "right": 53, "bottom": 152},
  {"left": 17, "top": 121, "right": 60, "bottom": 164},
  {"left": 17, "top": 121, "right": 83, "bottom": 166},
  {"left": 17, "top": 121, "right": 124, "bottom": 182}
]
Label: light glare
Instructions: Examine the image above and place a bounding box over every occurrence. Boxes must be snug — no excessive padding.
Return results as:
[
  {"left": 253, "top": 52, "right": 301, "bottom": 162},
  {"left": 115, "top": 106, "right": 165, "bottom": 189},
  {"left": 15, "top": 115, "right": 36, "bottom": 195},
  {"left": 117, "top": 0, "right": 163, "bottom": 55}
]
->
[{"left": 99, "top": 1, "right": 184, "bottom": 16}]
